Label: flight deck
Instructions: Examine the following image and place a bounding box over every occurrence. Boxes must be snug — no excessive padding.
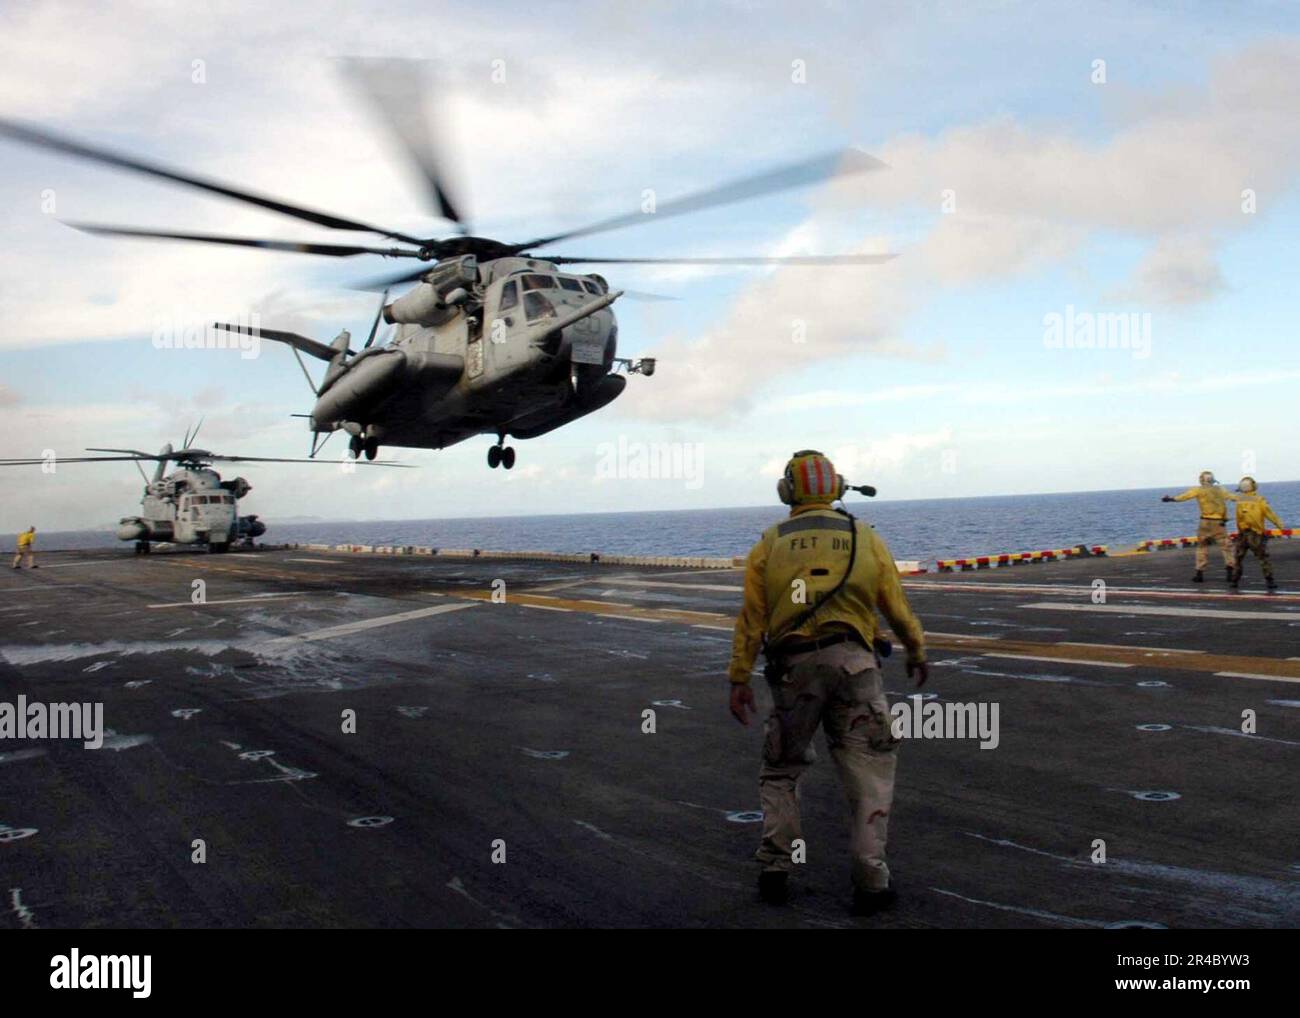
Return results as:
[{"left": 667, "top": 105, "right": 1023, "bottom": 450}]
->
[{"left": 1, "top": 543, "right": 1297, "bottom": 929}]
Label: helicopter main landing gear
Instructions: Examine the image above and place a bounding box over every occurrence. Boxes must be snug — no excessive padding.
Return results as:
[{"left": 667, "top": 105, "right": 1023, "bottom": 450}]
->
[
  {"left": 134, "top": 541, "right": 151, "bottom": 556},
  {"left": 487, "top": 437, "right": 516, "bottom": 470},
  {"left": 348, "top": 435, "right": 380, "bottom": 461}
]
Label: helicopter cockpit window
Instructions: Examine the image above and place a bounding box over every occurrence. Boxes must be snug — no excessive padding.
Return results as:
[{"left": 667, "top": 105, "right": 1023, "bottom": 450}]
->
[
  {"left": 558, "top": 277, "right": 583, "bottom": 292},
  {"left": 581, "top": 280, "right": 601, "bottom": 294},
  {"left": 499, "top": 280, "right": 518, "bottom": 312},
  {"left": 523, "top": 290, "right": 557, "bottom": 322},
  {"left": 521, "top": 274, "right": 554, "bottom": 291}
]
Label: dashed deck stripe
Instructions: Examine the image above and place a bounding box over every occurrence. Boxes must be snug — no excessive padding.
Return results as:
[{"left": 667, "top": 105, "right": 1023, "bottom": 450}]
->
[
  {"left": 259, "top": 602, "right": 477, "bottom": 646},
  {"left": 1021, "top": 601, "right": 1300, "bottom": 621}
]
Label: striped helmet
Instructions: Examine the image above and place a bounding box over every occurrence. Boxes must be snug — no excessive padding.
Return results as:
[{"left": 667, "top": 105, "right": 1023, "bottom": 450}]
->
[{"left": 778, "top": 450, "right": 844, "bottom": 505}]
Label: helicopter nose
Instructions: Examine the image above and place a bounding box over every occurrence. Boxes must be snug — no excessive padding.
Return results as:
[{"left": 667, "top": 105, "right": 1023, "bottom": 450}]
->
[{"left": 564, "top": 307, "right": 617, "bottom": 367}]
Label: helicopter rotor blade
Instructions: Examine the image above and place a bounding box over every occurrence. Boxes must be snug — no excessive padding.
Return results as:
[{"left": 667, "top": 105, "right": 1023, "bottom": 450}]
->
[
  {"left": 541, "top": 253, "right": 897, "bottom": 267},
  {"left": 338, "top": 58, "right": 468, "bottom": 231},
  {"left": 352, "top": 265, "right": 431, "bottom": 291},
  {"left": 0, "top": 454, "right": 158, "bottom": 465},
  {"left": 64, "top": 222, "right": 426, "bottom": 259},
  {"left": 0, "top": 449, "right": 411, "bottom": 467},
  {"left": 362, "top": 289, "right": 390, "bottom": 349},
  {"left": 0, "top": 118, "right": 428, "bottom": 245},
  {"left": 197, "top": 454, "right": 412, "bottom": 466},
  {"left": 85, "top": 448, "right": 159, "bottom": 458},
  {"left": 513, "top": 148, "right": 887, "bottom": 252}
]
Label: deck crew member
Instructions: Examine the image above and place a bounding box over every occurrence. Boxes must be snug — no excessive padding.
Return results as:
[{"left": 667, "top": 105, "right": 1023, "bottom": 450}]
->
[
  {"left": 1162, "top": 471, "right": 1235, "bottom": 583},
  {"left": 728, "top": 450, "right": 927, "bottom": 916},
  {"left": 11, "top": 525, "right": 37, "bottom": 570},
  {"left": 1230, "top": 477, "right": 1282, "bottom": 592}
]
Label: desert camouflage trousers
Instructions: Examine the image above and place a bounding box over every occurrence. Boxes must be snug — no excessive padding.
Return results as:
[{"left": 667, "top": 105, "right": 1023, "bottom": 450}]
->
[
  {"left": 756, "top": 640, "right": 899, "bottom": 892},
  {"left": 1196, "top": 518, "right": 1234, "bottom": 570}
]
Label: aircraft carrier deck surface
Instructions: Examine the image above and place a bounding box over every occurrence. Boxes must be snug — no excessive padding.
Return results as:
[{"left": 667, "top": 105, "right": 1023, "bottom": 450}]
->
[{"left": 2, "top": 543, "right": 1298, "bottom": 930}]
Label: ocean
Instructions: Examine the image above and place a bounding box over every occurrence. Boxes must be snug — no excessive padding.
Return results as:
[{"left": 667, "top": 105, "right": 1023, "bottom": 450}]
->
[{"left": 15, "top": 481, "right": 1300, "bottom": 565}]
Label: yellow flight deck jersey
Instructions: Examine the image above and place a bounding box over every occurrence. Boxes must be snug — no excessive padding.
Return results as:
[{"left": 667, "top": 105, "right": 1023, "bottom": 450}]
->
[
  {"left": 1233, "top": 493, "right": 1283, "bottom": 534},
  {"left": 728, "top": 504, "right": 926, "bottom": 684},
  {"left": 1172, "top": 485, "right": 1234, "bottom": 520},
  {"left": 16, "top": 531, "right": 34, "bottom": 549}
]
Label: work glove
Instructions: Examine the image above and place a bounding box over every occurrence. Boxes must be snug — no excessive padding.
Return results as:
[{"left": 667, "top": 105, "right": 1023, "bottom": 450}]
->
[
  {"left": 1161, "top": 496, "right": 1175, "bottom": 502},
  {"left": 906, "top": 658, "right": 929, "bottom": 688}
]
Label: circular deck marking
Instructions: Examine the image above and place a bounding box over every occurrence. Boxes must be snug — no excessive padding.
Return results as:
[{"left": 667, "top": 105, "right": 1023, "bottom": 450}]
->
[
  {"left": 1132, "top": 791, "right": 1180, "bottom": 802},
  {"left": 0, "top": 826, "right": 38, "bottom": 843},
  {"left": 726, "top": 811, "right": 764, "bottom": 824},
  {"left": 1104, "top": 920, "right": 1167, "bottom": 929},
  {"left": 520, "top": 748, "right": 569, "bottom": 760},
  {"left": 171, "top": 708, "right": 202, "bottom": 720},
  {"left": 651, "top": 699, "right": 692, "bottom": 710},
  {"left": 1137, "top": 680, "right": 1171, "bottom": 688},
  {"left": 1136, "top": 724, "right": 1171, "bottom": 732},
  {"left": 348, "top": 816, "right": 394, "bottom": 829}
]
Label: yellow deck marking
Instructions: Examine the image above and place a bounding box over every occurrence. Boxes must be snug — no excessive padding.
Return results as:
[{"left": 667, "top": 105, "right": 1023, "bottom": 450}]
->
[{"left": 432, "top": 589, "right": 1300, "bottom": 682}]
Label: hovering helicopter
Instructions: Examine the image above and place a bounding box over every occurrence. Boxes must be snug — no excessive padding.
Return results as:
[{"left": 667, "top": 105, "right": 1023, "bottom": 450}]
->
[
  {"left": 0, "top": 423, "right": 404, "bottom": 554},
  {"left": 0, "top": 61, "right": 894, "bottom": 468}
]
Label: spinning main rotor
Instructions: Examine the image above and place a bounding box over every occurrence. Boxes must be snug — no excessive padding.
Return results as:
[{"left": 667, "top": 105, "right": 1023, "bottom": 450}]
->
[{"left": 0, "top": 60, "right": 894, "bottom": 289}]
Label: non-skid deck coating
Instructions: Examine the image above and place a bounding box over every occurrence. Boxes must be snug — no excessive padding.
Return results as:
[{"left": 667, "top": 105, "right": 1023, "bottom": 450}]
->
[{"left": 1, "top": 542, "right": 1297, "bottom": 929}]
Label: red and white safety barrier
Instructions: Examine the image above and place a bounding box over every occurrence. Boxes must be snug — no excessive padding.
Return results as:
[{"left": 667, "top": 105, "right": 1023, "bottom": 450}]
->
[
  {"left": 1140, "top": 528, "right": 1294, "bottom": 551},
  {"left": 936, "top": 545, "right": 1108, "bottom": 572}
]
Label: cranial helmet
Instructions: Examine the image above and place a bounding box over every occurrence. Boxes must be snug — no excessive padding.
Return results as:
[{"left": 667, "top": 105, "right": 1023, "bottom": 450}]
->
[
  {"left": 1199, "top": 470, "right": 1216, "bottom": 486},
  {"left": 1239, "top": 476, "right": 1257, "bottom": 493},
  {"left": 777, "top": 450, "right": 846, "bottom": 505}
]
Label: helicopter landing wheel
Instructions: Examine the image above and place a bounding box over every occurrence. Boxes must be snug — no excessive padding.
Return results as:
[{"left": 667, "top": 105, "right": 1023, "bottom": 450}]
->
[
  {"left": 135, "top": 540, "right": 150, "bottom": 556},
  {"left": 364, "top": 437, "right": 378, "bottom": 461},
  {"left": 487, "top": 444, "right": 502, "bottom": 469},
  {"left": 348, "top": 435, "right": 362, "bottom": 460},
  {"left": 501, "top": 446, "right": 516, "bottom": 470}
]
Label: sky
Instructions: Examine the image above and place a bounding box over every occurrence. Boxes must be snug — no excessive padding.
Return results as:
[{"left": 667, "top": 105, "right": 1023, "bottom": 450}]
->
[{"left": 1, "top": 0, "right": 1299, "bottom": 532}]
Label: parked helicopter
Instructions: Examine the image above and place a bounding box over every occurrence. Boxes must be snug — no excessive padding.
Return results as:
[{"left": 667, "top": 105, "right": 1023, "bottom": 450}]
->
[
  {"left": 0, "top": 61, "right": 894, "bottom": 468},
  {"left": 0, "top": 424, "right": 405, "bottom": 553}
]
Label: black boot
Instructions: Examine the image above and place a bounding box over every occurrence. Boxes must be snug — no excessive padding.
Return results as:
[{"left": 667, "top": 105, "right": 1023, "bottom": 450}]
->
[
  {"left": 758, "top": 871, "right": 789, "bottom": 905},
  {"left": 1226, "top": 566, "right": 1235, "bottom": 583},
  {"left": 1266, "top": 576, "right": 1278, "bottom": 592},
  {"left": 851, "top": 881, "right": 896, "bottom": 917},
  {"left": 1192, "top": 570, "right": 1204, "bottom": 583}
]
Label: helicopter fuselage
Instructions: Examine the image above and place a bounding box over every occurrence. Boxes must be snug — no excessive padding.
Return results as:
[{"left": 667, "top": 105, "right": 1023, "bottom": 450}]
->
[
  {"left": 116, "top": 464, "right": 260, "bottom": 550},
  {"left": 302, "top": 256, "right": 632, "bottom": 461}
]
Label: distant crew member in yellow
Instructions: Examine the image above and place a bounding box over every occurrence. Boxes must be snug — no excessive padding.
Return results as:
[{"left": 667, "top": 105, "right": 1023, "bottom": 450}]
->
[
  {"left": 11, "top": 525, "right": 37, "bottom": 570},
  {"left": 1161, "top": 471, "right": 1235, "bottom": 583},
  {"left": 1230, "top": 477, "right": 1282, "bottom": 592},
  {"left": 728, "top": 450, "right": 927, "bottom": 916}
]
